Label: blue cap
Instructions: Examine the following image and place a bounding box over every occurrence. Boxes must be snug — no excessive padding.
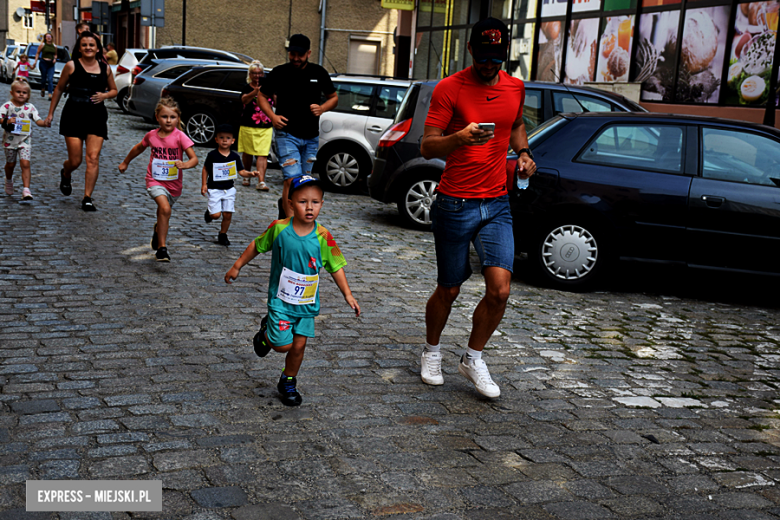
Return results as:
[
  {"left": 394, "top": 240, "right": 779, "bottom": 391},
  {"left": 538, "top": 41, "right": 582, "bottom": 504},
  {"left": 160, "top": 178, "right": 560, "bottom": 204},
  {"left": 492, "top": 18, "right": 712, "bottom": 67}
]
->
[{"left": 288, "top": 175, "right": 323, "bottom": 199}]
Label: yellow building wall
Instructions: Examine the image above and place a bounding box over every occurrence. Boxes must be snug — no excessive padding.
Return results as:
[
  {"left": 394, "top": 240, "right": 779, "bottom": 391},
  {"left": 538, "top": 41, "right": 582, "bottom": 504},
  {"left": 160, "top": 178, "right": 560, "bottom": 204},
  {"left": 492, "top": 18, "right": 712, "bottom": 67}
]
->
[{"left": 7, "top": 0, "right": 50, "bottom": 45}]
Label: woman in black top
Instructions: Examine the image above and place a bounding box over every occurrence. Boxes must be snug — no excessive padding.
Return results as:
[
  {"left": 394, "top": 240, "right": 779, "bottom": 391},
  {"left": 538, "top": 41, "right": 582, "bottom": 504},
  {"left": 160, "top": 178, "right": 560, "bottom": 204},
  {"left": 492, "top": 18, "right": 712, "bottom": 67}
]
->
[{"left": 44, "top": 32, "right": 117, "bottom": 211}]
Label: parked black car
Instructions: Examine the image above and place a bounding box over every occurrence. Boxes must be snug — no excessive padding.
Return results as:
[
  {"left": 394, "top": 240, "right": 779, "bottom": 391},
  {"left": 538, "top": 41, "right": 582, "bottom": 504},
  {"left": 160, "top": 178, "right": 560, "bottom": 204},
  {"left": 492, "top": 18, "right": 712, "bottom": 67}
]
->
[
  {"left": 161, "top": 64, "right": 249, "bottom": 145},
  {"left": 131, "top": 46, "right": 253, "bottom": 80},
  {"left": 510, "top": 112, "right": 780, "bottom": 291},
  {"left": 368, "top": 80, "right": 647, "bottom": 229}
]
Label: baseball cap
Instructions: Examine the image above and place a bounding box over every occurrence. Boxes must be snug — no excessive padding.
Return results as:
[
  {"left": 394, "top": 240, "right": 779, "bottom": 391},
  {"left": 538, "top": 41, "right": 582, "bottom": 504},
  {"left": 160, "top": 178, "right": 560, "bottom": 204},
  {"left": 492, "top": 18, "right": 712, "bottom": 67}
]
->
[
  {"left": 469, "top": 18, "right": 509, "bottom": 62},
  {"left": 288, "top": 34, "right": 311, "bottom": 53},
  {"left": 215, "top": 123, "right": 235, "bottom": 137},
  {"left": 288, "top": 175, "right": 323, "bottom": 199}
]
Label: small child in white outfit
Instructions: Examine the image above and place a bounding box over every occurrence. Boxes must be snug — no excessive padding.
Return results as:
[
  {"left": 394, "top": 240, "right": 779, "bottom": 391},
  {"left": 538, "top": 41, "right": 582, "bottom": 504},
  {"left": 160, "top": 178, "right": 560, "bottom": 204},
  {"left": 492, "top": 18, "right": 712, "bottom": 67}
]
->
[{"left": 2, "top": 79, "right": 46, "bottom": 201}]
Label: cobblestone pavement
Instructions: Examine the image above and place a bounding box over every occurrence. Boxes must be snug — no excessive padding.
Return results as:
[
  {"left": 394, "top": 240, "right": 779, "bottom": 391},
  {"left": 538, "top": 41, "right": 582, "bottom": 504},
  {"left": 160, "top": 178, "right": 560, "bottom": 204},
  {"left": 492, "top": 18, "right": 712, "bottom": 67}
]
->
[{"left": 2, "top": 82, "right": 780, "bottom": 520}]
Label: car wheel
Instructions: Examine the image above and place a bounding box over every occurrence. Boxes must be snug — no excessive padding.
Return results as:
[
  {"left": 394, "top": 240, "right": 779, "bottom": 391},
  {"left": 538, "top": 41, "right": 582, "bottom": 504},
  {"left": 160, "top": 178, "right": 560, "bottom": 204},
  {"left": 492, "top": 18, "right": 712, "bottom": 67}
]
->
[
  {"left": 396, "top": 173, "right": 439, "bottom": 230},
  {"left": 117, "top": 89, "right": 130, "bottom": 113},
  {"left": 530, "top": 220, "right": 609, "bottom": 291},
  {"left": 185, "top": 111, "right": 216, "bottom": 145},
  {"left": 319, "top": 145, "right": 369, "bottom": 192}
]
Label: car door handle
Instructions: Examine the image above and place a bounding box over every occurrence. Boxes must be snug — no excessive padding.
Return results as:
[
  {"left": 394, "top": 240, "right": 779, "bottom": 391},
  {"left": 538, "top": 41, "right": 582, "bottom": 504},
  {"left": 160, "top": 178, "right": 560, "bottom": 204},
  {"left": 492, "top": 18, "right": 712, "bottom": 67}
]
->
[
  {"left": 701, "top": 195, "right": 725, "bottom": 208},
  {"left": 368, "top": 125, "right": 383, "bottom": 133}
]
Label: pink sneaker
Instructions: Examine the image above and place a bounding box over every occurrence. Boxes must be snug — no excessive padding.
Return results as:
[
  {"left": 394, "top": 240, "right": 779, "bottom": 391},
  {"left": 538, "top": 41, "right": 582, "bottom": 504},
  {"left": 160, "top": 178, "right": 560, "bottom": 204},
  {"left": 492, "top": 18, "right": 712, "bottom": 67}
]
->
[
  {"left": 21, "top": 187, "right": 32, "bottom": 201},
  {"left": 4, "top": 179, "right": 12, "bottom": 195}
]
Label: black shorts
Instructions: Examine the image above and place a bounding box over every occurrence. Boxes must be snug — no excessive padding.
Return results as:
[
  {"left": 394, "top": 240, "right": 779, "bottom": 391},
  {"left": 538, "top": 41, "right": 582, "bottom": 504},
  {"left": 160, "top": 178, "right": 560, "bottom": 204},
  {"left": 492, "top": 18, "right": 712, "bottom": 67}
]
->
[{"left": 59, "top": 100, "right": 108, "bottom": 140}]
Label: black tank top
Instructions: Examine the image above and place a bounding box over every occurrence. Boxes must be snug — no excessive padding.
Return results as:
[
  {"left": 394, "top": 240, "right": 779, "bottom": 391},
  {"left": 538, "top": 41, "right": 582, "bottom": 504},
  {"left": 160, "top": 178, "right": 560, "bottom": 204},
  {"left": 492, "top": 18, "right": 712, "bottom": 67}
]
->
[{"left": 67, "top": 59, "right": 108, "bottom": 101}]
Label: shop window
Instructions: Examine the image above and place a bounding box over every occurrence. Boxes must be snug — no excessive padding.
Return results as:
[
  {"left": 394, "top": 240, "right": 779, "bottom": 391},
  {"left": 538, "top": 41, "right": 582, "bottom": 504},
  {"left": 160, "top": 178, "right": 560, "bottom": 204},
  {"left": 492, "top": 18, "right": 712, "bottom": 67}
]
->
[
  {"left": 509, "top": 22, "right": 535, "bottom": 79},
  {"left": 564, "top": 17, "right": 600, "bottom": 84},
  {"left": 604, "top": 0, "right": 637, "bottom": 10}
]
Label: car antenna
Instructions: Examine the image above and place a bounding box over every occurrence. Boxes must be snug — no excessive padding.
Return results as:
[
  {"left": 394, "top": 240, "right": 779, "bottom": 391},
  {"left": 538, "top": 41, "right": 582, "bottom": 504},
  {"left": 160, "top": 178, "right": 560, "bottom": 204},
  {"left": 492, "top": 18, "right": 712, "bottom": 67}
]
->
[
  {"left": 321, "top": 50, "right": 338, "bottom": 74},
  {"left": 551, "top": 68, "right": 589, "bottom": 113}
]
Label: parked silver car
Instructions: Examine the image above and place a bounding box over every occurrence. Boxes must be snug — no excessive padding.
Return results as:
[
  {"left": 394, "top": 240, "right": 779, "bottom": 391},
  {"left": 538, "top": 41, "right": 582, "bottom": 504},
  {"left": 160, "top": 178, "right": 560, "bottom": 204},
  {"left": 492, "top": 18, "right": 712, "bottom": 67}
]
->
[
  {"left": 114, "top": 48, "right": 147, "bottom": 113},
  {"left": 316, "top": 75, "right": 410, "bottom": 192},
  {"left": 2, "top": 45, "right": 26, "bottom": 83},
  {"left": 0, "top": 45, "right": 20, "bottom": 83},
  {"left": 127, "top": 59, "right": 245, "bottom": 122}
]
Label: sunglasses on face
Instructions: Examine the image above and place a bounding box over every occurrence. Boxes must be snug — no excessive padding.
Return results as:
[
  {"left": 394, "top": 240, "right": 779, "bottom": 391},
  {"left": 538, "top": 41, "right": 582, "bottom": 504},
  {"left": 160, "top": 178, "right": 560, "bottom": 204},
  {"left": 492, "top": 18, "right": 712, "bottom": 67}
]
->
[{"left": 475, "top": 57, "right": 504, "bottom": 64}]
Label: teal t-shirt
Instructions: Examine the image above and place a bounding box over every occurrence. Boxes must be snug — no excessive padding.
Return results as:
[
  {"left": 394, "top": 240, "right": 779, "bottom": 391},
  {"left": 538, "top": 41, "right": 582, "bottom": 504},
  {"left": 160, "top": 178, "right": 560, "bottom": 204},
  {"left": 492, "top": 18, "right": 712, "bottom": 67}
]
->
[{"left": 255, "top": 217, "right": 347, "bottom": 317}]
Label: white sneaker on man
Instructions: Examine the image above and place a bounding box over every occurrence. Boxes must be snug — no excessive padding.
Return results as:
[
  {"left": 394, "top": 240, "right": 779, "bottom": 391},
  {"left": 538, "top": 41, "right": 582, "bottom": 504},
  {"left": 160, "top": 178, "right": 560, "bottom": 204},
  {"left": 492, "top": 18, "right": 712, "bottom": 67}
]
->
[
  {"left": 458, "top": 355, "right": 500, "bottom": 397},
  {"left": 420, "top": 350, "right": 444, "bottom": 385}
]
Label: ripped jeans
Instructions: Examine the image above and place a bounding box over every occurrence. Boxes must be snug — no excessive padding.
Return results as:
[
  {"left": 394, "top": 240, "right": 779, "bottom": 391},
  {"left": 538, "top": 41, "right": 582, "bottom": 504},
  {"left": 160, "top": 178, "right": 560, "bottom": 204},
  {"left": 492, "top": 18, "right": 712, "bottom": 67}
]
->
[{"left": 276, "top": 131, "right": 318, "bottom": 180}]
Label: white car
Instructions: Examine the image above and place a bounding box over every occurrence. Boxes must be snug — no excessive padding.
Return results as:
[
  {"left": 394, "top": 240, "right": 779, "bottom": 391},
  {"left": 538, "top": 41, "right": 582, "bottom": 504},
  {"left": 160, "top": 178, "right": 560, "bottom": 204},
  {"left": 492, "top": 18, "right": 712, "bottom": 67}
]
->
[
  {"left": 114, "top": 48, "right": 147, "bottom": 113},
  {"left": 0, "top": 45, "right": 20, "bottom": 83},
  {"left": 316, "top": 75, "right": 410, "bottom": 192}
]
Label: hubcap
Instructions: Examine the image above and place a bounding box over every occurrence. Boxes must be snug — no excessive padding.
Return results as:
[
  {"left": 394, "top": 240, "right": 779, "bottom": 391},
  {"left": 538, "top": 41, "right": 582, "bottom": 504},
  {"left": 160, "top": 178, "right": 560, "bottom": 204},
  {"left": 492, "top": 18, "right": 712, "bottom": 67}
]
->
[
  {"left": 541, "top": 224, "right": 598, "bottom": 280},
  {"left": 186, "top": 114, "right": 215, "bottom": 144},
  {"left": 405, "top": 179, "right": 438, "bottom": 226},
  {"left": 325, "top": 152, "right": 360, "bottom": 187}
]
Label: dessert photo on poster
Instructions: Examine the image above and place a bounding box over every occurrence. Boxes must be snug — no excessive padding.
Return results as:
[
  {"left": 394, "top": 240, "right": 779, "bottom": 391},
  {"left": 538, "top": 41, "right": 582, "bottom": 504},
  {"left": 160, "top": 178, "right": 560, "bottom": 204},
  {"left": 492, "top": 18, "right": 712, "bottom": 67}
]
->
[
  {"left": 676, "top": 6, "right": 729, "bottom": 103},
  {"left": 597, "top": 15, "right": 635, "bottom": 82},
  {"left": 565, "top": 18, "right": 600, "bottom": 84},
  {"left": 537, "top": 20, "right": 564, "bottom": 81},
  {"left": 725, "top": 0, "right": 779, "bottom": 106}
]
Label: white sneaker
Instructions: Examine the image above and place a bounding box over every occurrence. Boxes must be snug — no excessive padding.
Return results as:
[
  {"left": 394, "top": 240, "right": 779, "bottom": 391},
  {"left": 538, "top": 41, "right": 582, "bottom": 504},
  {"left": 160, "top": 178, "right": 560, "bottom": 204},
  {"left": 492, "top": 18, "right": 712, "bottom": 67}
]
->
[
  {"left": 458, "top": 355, "right": 500, "bottom": 398},
  {"left": 420, "top": 350, "right": 444, "bottom": 385}
]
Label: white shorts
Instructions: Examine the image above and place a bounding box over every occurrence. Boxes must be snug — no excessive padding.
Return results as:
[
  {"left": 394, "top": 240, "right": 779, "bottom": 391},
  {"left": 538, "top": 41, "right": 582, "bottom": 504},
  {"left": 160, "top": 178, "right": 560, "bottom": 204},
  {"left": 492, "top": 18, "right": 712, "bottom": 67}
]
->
[{"left": 207, "top": 187, "right": 236, "bottom": 214}]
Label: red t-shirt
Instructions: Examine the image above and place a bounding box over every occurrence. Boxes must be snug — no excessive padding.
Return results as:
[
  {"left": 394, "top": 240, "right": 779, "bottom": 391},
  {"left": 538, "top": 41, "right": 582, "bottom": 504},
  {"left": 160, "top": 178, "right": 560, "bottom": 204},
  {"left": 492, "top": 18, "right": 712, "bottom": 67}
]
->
[{"left": 425, "top": 69, "right": 525, "bottom": 198}]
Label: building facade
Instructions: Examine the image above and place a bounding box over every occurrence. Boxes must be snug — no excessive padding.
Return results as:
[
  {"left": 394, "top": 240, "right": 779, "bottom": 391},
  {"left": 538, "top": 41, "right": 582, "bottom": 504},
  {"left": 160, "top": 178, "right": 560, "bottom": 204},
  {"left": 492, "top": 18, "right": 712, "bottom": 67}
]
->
[{"left": 405, "top": 0, "right": 780, "bottom": 125}]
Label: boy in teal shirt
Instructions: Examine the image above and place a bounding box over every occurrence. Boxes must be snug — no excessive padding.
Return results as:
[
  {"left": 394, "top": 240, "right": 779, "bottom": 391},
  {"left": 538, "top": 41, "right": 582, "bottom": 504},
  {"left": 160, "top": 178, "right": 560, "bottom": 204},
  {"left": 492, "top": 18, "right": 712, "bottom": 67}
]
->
[{"left": 225, "top": 175, "right": 360, "bottom": 406}]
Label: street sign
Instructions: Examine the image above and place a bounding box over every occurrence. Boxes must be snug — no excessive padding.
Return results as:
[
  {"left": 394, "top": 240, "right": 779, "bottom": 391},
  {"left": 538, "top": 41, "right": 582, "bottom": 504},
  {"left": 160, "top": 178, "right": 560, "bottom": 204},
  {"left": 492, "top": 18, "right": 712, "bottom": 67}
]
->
[
  {"left": 31, "top": 1, "right": 46, "bottom": 13},
  {"left": 140, "top": 0, "right": 165, "bottom": 27}
]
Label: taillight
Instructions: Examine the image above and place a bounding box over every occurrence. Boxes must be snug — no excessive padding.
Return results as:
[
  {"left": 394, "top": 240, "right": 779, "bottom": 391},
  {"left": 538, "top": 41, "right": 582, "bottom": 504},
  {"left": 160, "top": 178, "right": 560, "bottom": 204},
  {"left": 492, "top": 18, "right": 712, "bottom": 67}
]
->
[
  {"left": 131, "top": 65, "right": 144, "bottom": 76},
  {"left": 133, "top": 76, "right": 145, "bottom": 85},
  {"left": 117, "top": 65, "right": 129, "bottom": 75},
  {"left": 160, "top": 88, "right": 169, "bottom": 98},
  {"left": 378, "top": 118, "right": 412, "bottom": 148}
]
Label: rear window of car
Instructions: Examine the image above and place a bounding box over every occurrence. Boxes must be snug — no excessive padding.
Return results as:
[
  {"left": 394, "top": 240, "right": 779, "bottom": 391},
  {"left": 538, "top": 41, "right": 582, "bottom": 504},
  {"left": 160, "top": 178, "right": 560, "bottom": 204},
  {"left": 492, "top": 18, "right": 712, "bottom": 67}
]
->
[
  {"left": 375, "top": 85, "right": 408, "bottom": 120},
  {"left": 333, "top": 82, "right": 373, "bottom": 114},
  {"left": 184, "top": 71, "right": 226, "bottom": 89},
  {"left": 221, "top": 70, "right": 249, "bottom": 92},
  {"left": 393, "top": 83, "right": 420, "bottom": 125},
  {"left": 578, "top": 124, "right": 685, "bottom": 173},
  {"left": 154, "top": 65, "right": 194, "bottom": 79},
  {"left": 553, "top": 92, "right": 616, "bottom": 114}
]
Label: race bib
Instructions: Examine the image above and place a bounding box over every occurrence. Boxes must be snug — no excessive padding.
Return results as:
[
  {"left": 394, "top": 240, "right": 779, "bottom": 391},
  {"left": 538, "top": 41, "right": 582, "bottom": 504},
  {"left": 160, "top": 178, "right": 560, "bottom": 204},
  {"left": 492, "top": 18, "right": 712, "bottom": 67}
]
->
[
  {"left": 11, "top": 118, "right": 31, "bottom": 135},
  {"left": 213, "top": 160, "right": 237, "bottom": 181},
  {"left": 276, "top": 267, "right": 319, "bottom": 305},
  {"left": 151, "top": 158, "right": 178, "bottom": 181},
  {"left": 19, "top": 64, "right": 27, "bottom": 72}
]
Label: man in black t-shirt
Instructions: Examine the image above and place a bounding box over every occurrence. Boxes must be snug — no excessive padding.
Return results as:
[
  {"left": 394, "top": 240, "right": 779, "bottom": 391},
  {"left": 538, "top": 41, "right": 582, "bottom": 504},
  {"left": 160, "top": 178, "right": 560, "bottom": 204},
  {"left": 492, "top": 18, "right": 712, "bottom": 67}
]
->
[{"left": 259, "top": 34, "right": 337, "bottom": 217}]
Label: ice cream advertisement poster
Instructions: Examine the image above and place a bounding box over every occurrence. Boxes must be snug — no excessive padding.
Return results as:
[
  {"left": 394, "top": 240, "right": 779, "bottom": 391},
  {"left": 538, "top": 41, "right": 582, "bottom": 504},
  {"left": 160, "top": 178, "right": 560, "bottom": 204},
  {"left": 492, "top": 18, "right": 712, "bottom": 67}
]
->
[
  {"left": 677, "top": 6, "right": 730, "bottom": 103},
  {"left": 725, "top": 0, "right": 779, "bottom": 106},
  {"left": 597, "top": 16, "right": 635, "bottom": 83}
]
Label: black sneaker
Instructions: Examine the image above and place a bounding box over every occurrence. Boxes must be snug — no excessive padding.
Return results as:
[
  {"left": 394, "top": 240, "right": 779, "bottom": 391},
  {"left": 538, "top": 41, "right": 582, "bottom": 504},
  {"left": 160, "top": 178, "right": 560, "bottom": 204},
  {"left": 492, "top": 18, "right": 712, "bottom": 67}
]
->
[
  {"left": 150, "top": 224, "right": 159, "bottom": 250},
  {"left": 277, "top": 374, "right": 302, "bottom": 406},
  {"left": 60, "top": 169, "right": 71, "bottom": 196},
  {"left": 204, "top": 209, "right": 213, "bottom": 223},
  {"left": 253, "top": 316, "right": 271, "bottom": 357},
  {"left": 217, "top": 233, "right": 230, "bottom": 246},
  {"left": 81, "top": 196, "right": 96, "bottom": 211},
  {"left": 155, "top": 247, "right": 170, "bottom": 262}
]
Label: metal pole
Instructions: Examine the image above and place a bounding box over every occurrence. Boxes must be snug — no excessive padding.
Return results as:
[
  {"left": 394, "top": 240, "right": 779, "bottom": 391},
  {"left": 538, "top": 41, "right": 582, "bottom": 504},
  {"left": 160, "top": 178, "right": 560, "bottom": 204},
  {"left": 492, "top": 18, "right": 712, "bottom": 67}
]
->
[
  {"left": 182, "top": 0, "right": 186, "bottom": 45},
  {"left": 319, "top": 0, "right": 327, "bottom": 66},
  {"left": 763, "top": 30, "right": 780, "bottom": 127},
  {"left": 409, "top": 0, "right": 417, "bottom": 79}
]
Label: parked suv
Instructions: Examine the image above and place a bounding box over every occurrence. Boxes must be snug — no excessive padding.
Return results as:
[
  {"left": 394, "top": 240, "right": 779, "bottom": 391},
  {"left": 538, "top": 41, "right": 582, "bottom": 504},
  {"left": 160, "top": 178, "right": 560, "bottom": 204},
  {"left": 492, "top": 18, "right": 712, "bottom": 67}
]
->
[
  {"left": 161, "top": 64, "right": 250, "bottom": 145},
  {"left": 316, "top": 75, "right": 410, "bottom": 192},
  {"left": 368, "top": 80, "right": 647, "bottom": 229},
  {"left": 132, "top": 46, "right": 253, "bottom": 80},
  {"left": 26, "top": 44, "right": 70, "bottom": 90}
]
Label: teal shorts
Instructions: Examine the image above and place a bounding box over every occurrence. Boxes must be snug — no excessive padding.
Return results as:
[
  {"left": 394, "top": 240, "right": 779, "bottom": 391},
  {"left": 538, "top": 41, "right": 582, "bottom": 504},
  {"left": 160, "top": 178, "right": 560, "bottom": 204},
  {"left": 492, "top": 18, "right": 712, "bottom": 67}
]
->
[{"left": 267, "top": 308, "right": 315, "bottom": 346}]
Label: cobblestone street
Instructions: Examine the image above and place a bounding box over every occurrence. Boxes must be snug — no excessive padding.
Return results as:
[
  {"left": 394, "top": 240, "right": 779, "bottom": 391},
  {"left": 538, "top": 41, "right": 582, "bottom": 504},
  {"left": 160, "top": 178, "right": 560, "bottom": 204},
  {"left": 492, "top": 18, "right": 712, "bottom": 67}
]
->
[{"left": 2, "top": 83, "right": 780, "bottom": 519}]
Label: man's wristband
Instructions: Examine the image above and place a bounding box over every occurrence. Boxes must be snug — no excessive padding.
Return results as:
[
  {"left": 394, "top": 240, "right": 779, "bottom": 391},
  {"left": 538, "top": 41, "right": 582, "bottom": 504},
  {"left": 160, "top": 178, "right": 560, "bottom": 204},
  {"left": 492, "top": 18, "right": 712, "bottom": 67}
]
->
[{"left": 517, "top": 147, "right": 534, "bottom": 160}]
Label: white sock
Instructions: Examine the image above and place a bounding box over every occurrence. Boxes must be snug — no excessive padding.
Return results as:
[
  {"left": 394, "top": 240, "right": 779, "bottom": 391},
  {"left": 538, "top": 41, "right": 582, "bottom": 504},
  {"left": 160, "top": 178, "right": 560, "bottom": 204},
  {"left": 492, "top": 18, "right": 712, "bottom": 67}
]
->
[
  {"left": 424, "top": 342, "right": 440, "bottom": 353},
  {"left": 465, "top": 347, "right": 482, "bottom": 362}
]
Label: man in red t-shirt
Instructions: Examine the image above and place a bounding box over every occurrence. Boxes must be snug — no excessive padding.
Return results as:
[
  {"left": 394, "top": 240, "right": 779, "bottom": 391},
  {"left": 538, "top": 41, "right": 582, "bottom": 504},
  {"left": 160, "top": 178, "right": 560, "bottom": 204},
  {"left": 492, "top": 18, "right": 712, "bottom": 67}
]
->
[{"left": 419, "top": 18, "right": 536, "bottom": 399}]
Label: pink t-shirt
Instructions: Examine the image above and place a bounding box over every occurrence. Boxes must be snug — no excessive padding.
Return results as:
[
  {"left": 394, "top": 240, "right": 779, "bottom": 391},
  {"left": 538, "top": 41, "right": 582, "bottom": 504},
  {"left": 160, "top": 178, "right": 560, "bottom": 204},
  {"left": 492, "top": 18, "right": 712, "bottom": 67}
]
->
[{"left": 141, "top": 128, "right": 194, "bottom": 197}]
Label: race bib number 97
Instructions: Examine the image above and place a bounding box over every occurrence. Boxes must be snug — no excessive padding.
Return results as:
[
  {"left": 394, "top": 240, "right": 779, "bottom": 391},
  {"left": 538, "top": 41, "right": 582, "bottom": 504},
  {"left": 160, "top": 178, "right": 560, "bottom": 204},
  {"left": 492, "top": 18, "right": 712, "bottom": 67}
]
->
[
  {"left": 277, "top": 267, "right": 318, "bottom": 305},
  {"left": 151, "top": 159, "right": 178, "bottom": 181},
  {"left": 213, "top": 160, "right": 237, "bottom": 181}
]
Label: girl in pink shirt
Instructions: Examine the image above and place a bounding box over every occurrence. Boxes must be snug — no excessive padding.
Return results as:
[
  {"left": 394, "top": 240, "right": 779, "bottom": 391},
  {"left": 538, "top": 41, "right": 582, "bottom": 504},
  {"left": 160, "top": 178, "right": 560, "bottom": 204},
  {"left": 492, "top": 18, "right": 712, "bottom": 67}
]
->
[{"left": 118, "top": 98, "right": 198, "bottom": 262}]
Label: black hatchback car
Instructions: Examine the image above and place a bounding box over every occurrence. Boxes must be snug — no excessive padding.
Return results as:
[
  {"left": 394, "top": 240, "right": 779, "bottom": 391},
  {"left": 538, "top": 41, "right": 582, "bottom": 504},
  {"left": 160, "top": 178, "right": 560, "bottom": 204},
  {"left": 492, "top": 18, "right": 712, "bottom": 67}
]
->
[
  {"left": 511, "top": 112, "right": 780, "bottom": 290},
  {"left": 161, "top": 64, "right": 250, "bottom": 145},
  {"left": 368, "top": 80, "right": 646, "bottom": 229}
]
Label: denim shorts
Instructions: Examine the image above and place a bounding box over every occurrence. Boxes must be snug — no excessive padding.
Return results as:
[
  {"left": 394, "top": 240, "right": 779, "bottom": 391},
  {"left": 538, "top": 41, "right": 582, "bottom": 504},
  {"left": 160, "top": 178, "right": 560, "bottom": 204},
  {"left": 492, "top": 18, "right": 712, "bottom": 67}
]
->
[
  {"left": 266, "top": 308, "right": 315, "bottom": 346},
  {"left": 276, "top": 131, "right": 318, "bottom": 180},
  {"left": 431, "top": 193, "right": 514, "bottom": 287}
]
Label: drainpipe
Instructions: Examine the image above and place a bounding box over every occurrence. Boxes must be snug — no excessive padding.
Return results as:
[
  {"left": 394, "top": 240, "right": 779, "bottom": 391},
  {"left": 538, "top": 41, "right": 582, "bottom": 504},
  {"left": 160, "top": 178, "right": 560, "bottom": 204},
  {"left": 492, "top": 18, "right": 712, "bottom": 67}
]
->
[{"left": 318, "top": 0, "right": 327, "bottom": 66}]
